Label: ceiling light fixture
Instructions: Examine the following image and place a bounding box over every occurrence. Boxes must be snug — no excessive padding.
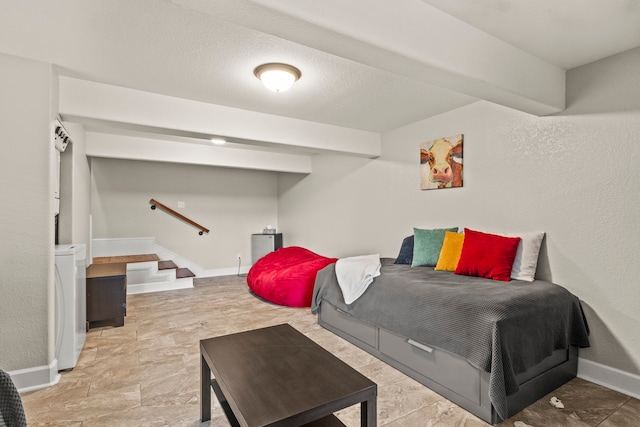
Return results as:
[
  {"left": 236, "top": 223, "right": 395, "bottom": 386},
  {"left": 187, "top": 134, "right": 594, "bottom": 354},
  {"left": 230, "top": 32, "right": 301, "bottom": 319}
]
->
[
  {"left": 210, "top": 138, "right": 226, "bottom": 145},
  {"left": 254, "top": 63, "right": 301, "bottom": 93}
]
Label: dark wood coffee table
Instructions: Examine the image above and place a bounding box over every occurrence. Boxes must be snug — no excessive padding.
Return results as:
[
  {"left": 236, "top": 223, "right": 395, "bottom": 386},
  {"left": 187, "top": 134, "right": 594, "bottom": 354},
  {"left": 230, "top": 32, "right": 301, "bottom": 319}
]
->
[{"left": 200, "top": 324, "right": 377, "bottom": 426}]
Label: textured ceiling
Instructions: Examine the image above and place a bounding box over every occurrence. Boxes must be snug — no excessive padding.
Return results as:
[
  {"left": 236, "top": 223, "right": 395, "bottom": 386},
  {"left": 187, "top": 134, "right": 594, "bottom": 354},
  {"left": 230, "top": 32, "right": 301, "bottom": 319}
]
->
[
  {"left": 421, "top": 0, "right": 640, "bottom": 70},
  {"left": 1, "top": 0, "right": 638, "bottom": 136}
]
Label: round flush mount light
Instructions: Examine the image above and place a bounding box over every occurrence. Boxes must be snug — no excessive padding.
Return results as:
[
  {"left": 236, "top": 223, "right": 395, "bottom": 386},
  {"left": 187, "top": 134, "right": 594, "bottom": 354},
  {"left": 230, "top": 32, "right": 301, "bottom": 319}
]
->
[{"left": 253, "top": 63, "right": 301, "bottom": 93}]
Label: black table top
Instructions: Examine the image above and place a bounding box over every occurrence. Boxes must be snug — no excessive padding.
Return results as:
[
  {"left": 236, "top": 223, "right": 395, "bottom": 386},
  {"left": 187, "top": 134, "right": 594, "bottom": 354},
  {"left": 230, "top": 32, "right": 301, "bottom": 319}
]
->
[{"left": 200, "top": 323, "right": 376, "bottom": 427}]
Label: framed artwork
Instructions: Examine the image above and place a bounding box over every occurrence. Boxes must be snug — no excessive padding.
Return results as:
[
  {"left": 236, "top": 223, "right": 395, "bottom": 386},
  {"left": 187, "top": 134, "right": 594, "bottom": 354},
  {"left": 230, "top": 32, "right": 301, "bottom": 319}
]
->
[{"left": 420, "top": 134, "right": 463, "bottom": 190}]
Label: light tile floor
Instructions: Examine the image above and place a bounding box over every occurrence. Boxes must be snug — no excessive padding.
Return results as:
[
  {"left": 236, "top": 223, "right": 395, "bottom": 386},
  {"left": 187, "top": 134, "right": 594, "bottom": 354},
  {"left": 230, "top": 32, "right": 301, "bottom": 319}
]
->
[{"left": 22, "top": 275, "right": 639, "bottom": 426}]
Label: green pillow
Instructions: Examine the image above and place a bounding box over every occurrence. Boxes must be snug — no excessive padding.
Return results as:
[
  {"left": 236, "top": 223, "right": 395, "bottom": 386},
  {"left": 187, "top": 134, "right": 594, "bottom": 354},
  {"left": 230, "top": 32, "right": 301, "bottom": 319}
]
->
[{"left": 411, "top": 227, "right": 459, "bottom": 267}]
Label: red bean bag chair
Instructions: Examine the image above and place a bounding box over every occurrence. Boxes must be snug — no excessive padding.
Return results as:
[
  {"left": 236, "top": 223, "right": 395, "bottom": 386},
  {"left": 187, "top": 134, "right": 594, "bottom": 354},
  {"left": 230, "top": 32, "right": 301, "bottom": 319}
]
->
[{"left": 247, "top": 246, "right": 338, "bottom": 307}]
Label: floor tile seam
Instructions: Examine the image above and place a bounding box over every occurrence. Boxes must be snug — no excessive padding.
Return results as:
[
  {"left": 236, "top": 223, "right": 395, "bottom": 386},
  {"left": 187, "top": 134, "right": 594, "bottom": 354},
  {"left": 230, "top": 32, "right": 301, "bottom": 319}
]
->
[
  {"left": 375, "top": 403, "right": 431, "bottom": 427},
  {"left": 383, "top": 375, "right": 452, "bottom": 409},
  {"left": 66, "top": 383, "right": 143, "bottom": 410},
  {"left": 592, "top": 395, "right": 632, "bottom": 426},
  {"left": 617, "top": 395, "right": 632, "bottom": 408}
]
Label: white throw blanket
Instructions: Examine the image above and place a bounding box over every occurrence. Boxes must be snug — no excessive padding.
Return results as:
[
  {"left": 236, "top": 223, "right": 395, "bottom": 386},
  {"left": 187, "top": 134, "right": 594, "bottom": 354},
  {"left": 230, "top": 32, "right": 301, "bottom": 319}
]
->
[{"left": 335, "top": 254, "right": 381, "bottom": 304}]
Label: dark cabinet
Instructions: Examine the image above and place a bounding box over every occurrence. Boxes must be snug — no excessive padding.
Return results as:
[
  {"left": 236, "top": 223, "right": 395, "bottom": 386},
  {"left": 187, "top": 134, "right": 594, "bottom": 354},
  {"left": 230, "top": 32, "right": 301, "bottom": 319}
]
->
[{"left": 86, "top": 263, "right": 127, "bottom": 328}]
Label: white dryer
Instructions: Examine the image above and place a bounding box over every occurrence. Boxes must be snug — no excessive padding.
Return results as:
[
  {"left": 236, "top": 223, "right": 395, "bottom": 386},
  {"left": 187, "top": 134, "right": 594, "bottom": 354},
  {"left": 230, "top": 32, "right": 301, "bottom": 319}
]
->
[{"left": 55, "top": 244, "right": 86, "bottom": 371}]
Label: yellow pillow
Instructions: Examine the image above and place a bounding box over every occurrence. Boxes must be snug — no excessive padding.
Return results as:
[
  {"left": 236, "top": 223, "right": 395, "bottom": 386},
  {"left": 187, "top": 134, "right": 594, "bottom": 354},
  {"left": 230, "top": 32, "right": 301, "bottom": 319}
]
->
[{"left": 435, "top": 231, "right": 465, "bottom": 271}]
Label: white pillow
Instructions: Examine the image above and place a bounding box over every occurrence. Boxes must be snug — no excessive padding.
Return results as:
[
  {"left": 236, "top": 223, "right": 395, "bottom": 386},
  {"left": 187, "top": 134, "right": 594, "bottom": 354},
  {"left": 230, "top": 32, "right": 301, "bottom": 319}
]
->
[{"left": 502, "top": 231, "right": 545, "bottom": 281}]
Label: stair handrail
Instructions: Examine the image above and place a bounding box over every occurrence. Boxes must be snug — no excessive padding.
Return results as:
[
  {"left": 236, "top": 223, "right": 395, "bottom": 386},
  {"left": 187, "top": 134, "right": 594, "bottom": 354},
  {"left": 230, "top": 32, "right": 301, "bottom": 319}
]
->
[{"left": 149, "top": 198, "right": 210, "bottom": 235}]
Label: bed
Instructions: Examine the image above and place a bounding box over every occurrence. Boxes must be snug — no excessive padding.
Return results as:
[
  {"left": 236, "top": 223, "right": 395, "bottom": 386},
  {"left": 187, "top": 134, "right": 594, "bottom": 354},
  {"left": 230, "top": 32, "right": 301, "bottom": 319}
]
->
[{"left": 311, "top": 258, "right": 590, "bottom": 424}]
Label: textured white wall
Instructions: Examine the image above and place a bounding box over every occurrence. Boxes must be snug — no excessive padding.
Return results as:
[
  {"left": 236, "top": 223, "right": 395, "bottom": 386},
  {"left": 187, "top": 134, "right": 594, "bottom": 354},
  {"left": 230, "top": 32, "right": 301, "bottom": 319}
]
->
[
  {"left": 0, "top": 53, "right": 55, "bottom": 371},
  {"left": 279, "top": 47, "right": 640, "bottom": 375},
  {"left": 90, "top": 158, "right": 279, "bottom": 268}
]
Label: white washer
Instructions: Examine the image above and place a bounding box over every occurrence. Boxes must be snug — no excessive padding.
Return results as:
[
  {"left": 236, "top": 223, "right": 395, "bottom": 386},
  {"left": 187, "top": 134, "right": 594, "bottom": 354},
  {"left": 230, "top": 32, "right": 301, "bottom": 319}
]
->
[{"left": 55, "top": 244, "right": 86, "bottom": 371}]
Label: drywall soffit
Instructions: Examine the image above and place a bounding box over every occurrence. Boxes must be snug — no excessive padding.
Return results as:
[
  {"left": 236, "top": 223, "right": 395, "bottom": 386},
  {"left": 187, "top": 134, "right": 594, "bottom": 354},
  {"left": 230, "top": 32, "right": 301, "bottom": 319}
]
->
[{"left": 59, "top": 77, "right": 381, "bottom": 162}]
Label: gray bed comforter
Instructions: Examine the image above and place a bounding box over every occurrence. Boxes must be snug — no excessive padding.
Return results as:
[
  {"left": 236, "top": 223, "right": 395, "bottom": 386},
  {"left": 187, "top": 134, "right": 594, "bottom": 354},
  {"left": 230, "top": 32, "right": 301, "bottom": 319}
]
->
[{"left": 311, "top": 258, "right": 590, "bottom": 420}]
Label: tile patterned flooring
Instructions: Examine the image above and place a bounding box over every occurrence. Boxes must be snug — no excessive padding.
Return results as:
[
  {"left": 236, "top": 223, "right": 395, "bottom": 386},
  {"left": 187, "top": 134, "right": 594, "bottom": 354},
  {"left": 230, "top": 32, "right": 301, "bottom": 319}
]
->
[{"left": 22, "top": 275, "right": 639, "bottom": 426}]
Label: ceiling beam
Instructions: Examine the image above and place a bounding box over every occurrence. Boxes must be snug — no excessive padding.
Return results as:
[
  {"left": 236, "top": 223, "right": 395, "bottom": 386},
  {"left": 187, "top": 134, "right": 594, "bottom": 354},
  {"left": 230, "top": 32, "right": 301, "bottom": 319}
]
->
[
  {"left": 59, "top": 76, "right": 381, "bottom": 158},
  {"left": 86, "top": 132, "right": 313, "bottom": 174},
  {"left": 239, "top": 0, "right": 566, "bottom": 115}
]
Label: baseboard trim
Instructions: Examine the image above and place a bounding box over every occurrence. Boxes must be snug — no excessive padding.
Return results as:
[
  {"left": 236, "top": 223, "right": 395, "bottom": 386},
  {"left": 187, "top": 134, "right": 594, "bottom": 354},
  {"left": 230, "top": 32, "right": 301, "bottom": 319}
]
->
[
  {"left": 10, "top": 359, "right": 61, "bottom": 393},
  {"left": 200, "top": 266, "right": 251, "bottom": 278},
  {"left": 578, "top": 357, "right": 640, "bottom": 399},
  {"left": 152, "top": 243, "right": 251, "bottom": 278}
]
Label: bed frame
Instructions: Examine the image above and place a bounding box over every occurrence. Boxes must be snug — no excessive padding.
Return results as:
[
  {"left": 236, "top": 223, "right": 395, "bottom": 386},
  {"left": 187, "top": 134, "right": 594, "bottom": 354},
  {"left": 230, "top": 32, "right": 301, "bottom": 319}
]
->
[{"left": 318, "top": 301, "right": 578, "bottom": 424}]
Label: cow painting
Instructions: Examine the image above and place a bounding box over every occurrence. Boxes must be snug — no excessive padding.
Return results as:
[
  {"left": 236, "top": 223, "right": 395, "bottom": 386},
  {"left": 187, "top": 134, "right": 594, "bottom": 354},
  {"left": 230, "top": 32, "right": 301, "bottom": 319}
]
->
[{"left": 420, "top": 134, "right": 463, "bottom": 190}]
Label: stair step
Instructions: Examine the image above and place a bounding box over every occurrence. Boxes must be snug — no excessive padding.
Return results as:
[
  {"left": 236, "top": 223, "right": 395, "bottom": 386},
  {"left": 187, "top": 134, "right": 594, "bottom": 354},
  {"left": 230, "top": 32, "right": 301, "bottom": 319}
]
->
[
  {"left": 159, "top": 261, "right": 195, "bottom": 278},
  {"left": 158, "top": 260, "right": 179, "bottom": 270},
  {"left": 176, "top": 267, "right": 196, "bottom": 278},
  {"left": 94, "top": 254, "right": 160, "bottom": 264}
]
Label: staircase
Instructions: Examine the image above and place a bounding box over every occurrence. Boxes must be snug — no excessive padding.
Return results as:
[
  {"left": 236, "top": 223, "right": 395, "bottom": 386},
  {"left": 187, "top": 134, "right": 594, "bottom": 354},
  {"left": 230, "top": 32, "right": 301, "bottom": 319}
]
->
[
  {"left": 158, "top": 260, "right": 196, "bottom": 279},
  {"left": 93, "top": 254, "right": 195, "bottom": 295}
]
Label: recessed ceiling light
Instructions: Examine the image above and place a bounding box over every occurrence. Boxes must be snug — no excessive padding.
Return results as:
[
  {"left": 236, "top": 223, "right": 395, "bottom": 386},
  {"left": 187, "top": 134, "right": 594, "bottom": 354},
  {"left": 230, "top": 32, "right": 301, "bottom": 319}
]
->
[
  {"left": 254, "top": 63, "right": 301, "bottom": 93},
  {"left": 210, "top": 138, "right": 226, "bottom": 145}
]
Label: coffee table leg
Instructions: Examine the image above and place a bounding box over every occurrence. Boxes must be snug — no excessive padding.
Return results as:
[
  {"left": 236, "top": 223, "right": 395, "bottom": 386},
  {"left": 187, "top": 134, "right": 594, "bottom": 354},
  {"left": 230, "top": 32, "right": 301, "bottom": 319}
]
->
[
  {"left": 201, "top": 354, "right": 211, "bottom": 421},
  {"left": 361, "top": 397, "right": 376, "bottom": 427}
]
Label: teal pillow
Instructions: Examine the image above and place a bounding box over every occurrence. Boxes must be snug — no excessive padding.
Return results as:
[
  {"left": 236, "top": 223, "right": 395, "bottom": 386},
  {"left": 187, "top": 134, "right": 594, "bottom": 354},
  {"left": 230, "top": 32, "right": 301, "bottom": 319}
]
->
[{"left": 411, "top": 227, "right": 459, "bottom": 267}]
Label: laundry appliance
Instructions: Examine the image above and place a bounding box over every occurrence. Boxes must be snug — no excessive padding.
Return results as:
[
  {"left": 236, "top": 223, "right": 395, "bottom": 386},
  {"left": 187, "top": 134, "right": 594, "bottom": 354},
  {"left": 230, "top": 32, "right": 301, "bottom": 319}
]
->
[{"left": 55, "top": 244, "right": 86, "bottom": 371}]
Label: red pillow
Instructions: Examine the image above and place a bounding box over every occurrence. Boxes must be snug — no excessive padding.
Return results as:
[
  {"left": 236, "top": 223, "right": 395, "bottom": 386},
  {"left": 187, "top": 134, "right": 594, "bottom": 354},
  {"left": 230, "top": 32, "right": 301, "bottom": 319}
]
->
[{"left": 454, "top": 229, "right": 521, "bottom": 282}]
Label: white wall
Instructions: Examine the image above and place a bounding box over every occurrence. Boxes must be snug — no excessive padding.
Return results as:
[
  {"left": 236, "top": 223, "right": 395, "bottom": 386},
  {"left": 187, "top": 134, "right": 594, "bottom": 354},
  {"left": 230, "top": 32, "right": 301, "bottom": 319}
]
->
[
  {"left": 90, "top": 158, "right": 280, "bottom": 268},
  {"left": 279, "top": 47, "right": 640, "bottom": 376},
  {"left": 0, "top": 53, "right": 56, "bottom": 373}
]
